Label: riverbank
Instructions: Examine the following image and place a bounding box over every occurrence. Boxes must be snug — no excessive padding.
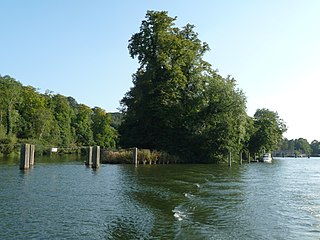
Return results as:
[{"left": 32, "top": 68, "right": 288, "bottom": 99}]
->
[{"left": 101, "top": 149, "right": 181, "bottom": 164}]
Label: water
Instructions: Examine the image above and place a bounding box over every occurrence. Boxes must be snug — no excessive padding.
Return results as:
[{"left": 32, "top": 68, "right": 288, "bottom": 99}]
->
[{"left": 1, "top": 156, "right": 320, "bottom": 239}]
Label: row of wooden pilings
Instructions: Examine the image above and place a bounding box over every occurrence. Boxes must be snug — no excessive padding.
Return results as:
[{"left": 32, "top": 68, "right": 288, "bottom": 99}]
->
[
  {"left": 228, "top": 151, "right": 252, "bottom": 166},
  {"left": 85, "top": 146, "right": 139, "bottom": 167},
  {"left": 85, "top": 146, "right": 101, "bottom": 168},
  {"left": 20, "top": 144, "right": 35, "bottom": 170},
  {"left": 20, "top": 144, "right": 250, "bottom": 169},
  {"left": 20, "top": 144, "right": 102, "bottom": 170}
]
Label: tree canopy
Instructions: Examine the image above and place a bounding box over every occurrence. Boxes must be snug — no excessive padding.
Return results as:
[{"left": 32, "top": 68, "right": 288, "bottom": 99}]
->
[
  {"left": 0, "top": 74, "right": 117, "bottom": 154},
  {"left": 119, "top": 11, "right": 248, "bottom": 162},
  {"left": 248, "top": 108, "right": 287, "bottom": 154}
]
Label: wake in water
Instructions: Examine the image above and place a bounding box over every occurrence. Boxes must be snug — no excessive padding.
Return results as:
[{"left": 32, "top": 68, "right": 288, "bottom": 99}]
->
[{"left": 173, "top": 206, "right": 188, "bottom": 221}]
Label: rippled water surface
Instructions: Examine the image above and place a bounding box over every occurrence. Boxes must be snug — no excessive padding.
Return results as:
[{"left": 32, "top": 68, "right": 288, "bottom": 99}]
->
[{"left": 1, "top": 156, "right": 320, "bottom": 239}]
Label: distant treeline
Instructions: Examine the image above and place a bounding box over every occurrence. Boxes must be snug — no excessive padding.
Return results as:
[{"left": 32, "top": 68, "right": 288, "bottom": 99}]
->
[
  {"left": 276, "top": 138, "right": 320, "bottom": 157},
  {"left": 0, "top": 75, "right": 118, "bottom": 155}
]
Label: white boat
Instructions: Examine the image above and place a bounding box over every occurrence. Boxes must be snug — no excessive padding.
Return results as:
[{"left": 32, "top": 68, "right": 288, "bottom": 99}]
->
[{"left": 261, "top": 153, "right": 272, "bottom": 163}]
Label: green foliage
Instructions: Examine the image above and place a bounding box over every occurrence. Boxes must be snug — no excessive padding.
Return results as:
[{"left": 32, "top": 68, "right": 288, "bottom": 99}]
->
[
  {"left": 248, "top": 108, "right": 287, "bottom": 154},
  {"left": 311, "top": 140, "right": 320, "bottom": 156},
  {"left": 0, "top": 75, "right": 22, "bottom": 135},
  {"left": 92, "top": 107, "right": 117, "bottom": 148},
  {"left": 0, "top": 134, "right": 17, "bottom": 155},
  {"left": 294, "top": 138, "right": 311, "bottom": 155},
  {"left": 278, "top": 138, "right": 313, "bottom": 156},
  {"left": 120, "top": 11, "right": 248, "bottom": 162},
  {"left": 51, "top": 94, "right": 74, "bottom": 146},
  {"left": 0, "top": 74, "right": 118, "bottom": 154},
  {"left": 110, "top": 112, "right": 123, "bottom": 130},
  {"left": 73, "top": 104, "right": 94, "bottom": 146}
]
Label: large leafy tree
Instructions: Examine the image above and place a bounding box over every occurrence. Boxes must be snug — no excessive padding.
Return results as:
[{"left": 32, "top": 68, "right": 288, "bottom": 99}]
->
[
  {"left": 50, "top": 94, "right": 75, "bottom": 147},
  {"left": 294, "top": 138, "right": 311, "bottom": 155},
  {"left": 248, "top": 108, "right": 287, "bottom": 154},
  {"left": 120, "top": 11, "right": 247, "bottom": 162},
  {"left": 73, "top": 104, "right": 94, "bottom": 146},
  {"left": 0, "top": 75, "right": 22, "bottom": 135},
  {"left": 17, "top": 86, "right": 50, "bottom": 140},
  {"left": 311, "top": 140, "right": 320, "bottom": 156},
  {"left": 92, "top": 107, "right": 117, "bottom": 148}
]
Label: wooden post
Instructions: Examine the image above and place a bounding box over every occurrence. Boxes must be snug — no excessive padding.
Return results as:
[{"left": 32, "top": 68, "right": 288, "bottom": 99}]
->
[
  {"left": 228, "top": 152, "right": 232, "bottom": 167},
  {"left": 20, "top": 144, "right": 30, "bottom": 170},
  {"left": 29, "top": 145, "right": 35, "bottom": 166},
  {"left": 133, "top": 147, "right": 138, "bottom": 166},
  {"left": 92, "top": 146, "right": 100, "bottom": 169},
  {"left": 85, "top": 146, "right": 93, "bottom": 166},
  {"left": 248, "top": 152, "right": 251, "bottom": 163},
  {"left": 239, "top": 151, "right": 243, "bottom": 165}
]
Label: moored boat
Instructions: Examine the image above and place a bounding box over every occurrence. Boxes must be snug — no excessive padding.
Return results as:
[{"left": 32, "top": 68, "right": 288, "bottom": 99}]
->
[{"left": 261, "top": 153, "right": 272, "bottom": 163}]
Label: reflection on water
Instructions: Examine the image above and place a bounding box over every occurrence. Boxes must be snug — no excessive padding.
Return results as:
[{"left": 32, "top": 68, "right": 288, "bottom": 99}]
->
[{"left": 1, "top": 157, "right": 320, "bottom": 239}]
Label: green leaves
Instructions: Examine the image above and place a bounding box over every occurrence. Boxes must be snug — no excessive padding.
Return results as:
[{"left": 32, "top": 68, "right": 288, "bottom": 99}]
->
[
  {"left": 0, "top": 75, "right": 118, "bottom": 153},
  {"left": 248, "top": 108, "right": 287, "bottom": 154},
  {"left": 92, "top": 107, "right": 117, "bottom": 148},
  {"left": 0, "top": 75, "right": 22, "bottom": 135},
  {"left": 120, "top": 11, "right": 248, "bottom": 162}
]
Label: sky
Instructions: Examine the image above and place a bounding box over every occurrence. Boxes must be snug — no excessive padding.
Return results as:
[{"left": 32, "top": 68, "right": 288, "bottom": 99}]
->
[{"left": 1, "top": 0, "right": 320, "bottom": 142}]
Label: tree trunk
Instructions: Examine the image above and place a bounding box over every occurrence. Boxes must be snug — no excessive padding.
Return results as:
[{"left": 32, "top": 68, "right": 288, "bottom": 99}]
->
[{"left": 6, "top": 107, "right": 12, "bottom": 135}]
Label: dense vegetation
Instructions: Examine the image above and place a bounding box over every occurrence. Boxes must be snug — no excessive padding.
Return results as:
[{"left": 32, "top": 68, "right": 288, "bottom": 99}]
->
[
  {"left": 119, "top": 11, "right": 287, "bottom": 163},
  {"left": 277, "top": 138, "right": 320, "bottom": 157},
  {"left": 0, "top": 75, "right": 117, "bottom": 154},
  {"left": 1, "top": 11, "right": 289, "bottom": 163}
]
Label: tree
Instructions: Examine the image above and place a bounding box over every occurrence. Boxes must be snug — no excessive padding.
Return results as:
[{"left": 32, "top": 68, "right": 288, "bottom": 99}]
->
[
  {"left": 50, "top": 94, "right": 75, "bottom": 146},
  {"left": 92, "top": 107, "right": 117, "bottom": 148},
  {"left": 0, "top": 75, "right": 22, "bottom": 135},
  {"left": 311, "top": 140, "right": 320, "bottom": 156},
  {"left": 16, "top": 86, "right": 50, "bottom": 140},
  {"left": 73, "top": 104, "right": 94, "bottom": 146},
  {"left": 248, "top": 108, "right": 287, "bottom": 154},
  {"left": 110, "top": 112, "right": 123, "bottom": 130},
  {"left": 120, "top": 11, "right": 248, "bottom": 162},
  {"left": 294, "top": 138, "right": 311, "bottom": 156}
]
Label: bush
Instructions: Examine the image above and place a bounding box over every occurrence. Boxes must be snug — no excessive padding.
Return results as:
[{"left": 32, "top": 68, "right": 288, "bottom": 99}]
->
[{"left": 0, "top": 134, "right": 18, "bottom": 155}]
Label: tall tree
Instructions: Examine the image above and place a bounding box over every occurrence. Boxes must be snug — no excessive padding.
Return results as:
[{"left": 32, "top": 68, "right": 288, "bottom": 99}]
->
[
  {"left": 51, "top": 94, "right": 75, "bottom": 146},
  {"left": 248, "top": 108, "right": 287, "bottom": 154},
  {"left": 92, "top": 107, "right": 117, "bottom": 148},
  {"left": 0, "top": 75, "right": 22, "bottom": 135},
  {"left": 73, "top": 104, "right": 94, "bottom": 146},
  {"left": 294, "top": 138, "right": 311, "bottom": 155},
  {"left": 17, "top": 86, "right": 49, "bottom": 140},
  {"left": 120, "top": 11, "right": 247, "bottom": 162},
  {"left": 311, "top": 140, "right": 320, "bottom": 156}
]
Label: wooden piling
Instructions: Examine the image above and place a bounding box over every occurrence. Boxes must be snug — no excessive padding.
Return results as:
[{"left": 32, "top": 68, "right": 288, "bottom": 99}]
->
[
  {"left": 29, "top": 145, "right": 35, "bottom": 166},
  {"left": 86, "top": 146, "right": 93, "bottom": 166},
  {"left": 248, "top": 152, "right": 251, "bottom": 163},
  {"left": 239, "top": 151, "right": 243, "bottom": 165},
  {"left": 20, "top": 144, "right": 30, "bottom": 170},
  {"left": 133, "top": 147, "right": 138, "bottom": 166},
  {"left": 92, "top": 146, "right": 100, "bottom": 169},
  {"left": 228, "top": 152, "right": 232, "bottom": 167}
]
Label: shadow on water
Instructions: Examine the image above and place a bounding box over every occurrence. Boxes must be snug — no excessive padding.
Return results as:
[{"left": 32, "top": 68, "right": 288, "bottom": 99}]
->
[
  {"left": 0, "top": 154, "right": 85, "bottom": 166},
  {"left": 3, "top": 157, "right": 319, "bottom": 239},
  {"left": 115, "top": 163, "right": 247, "bottom": 239}
]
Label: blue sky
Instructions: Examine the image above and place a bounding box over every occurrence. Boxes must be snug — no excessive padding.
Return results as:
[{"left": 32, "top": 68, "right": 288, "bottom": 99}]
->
[{"left": 1, "top": 0, "right": 320, "bottom": 141}]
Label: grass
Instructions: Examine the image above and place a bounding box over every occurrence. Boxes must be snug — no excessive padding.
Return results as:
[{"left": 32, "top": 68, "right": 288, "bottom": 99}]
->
[{"left": 100, "top": 148, "right": 180, "bottom": 164}]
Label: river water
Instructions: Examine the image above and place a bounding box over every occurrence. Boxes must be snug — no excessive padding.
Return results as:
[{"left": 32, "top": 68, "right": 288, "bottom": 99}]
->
[{"left": 0, "top": 156, "right": 320, "bottom": 239}]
